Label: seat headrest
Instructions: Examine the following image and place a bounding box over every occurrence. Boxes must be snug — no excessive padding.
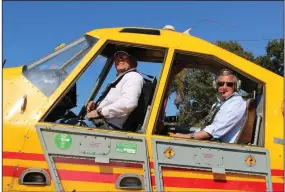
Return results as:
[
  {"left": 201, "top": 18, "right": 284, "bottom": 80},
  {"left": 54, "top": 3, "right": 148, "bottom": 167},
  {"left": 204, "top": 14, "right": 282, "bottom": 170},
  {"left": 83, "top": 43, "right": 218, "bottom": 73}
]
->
[{"left": 246, "top": 98, "right": 257, "bottom": 109}]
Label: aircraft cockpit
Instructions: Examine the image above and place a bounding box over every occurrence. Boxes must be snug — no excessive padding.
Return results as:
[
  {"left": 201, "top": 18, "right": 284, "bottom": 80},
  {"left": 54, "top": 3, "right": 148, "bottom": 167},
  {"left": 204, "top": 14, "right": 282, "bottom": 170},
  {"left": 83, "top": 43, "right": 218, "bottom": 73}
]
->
[{"left": 33, "top": 38, "right": 166, "bottom": 131}]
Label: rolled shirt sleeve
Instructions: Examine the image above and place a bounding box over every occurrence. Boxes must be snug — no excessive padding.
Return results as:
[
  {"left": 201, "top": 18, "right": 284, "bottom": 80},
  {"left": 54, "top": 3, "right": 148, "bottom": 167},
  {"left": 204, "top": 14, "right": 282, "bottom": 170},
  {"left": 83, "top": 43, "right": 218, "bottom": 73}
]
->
[{"left": 203, "top": 96, "right": 246, "bottom": 143}]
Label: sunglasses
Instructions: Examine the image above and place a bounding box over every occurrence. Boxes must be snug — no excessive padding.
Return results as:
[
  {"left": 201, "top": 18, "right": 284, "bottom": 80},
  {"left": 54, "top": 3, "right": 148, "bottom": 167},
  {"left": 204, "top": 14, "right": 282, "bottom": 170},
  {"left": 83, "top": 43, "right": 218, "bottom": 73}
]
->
[{"left": 217, "top": 81, "right": 235, "bottom": 87}]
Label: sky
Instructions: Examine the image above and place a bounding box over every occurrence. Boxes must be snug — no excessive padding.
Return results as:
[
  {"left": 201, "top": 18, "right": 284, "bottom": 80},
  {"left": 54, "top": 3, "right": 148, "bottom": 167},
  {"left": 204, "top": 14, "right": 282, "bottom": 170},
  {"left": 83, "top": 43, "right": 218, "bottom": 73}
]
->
[{"left": 3, "top": 1, "right": 284, "bottom": 115}]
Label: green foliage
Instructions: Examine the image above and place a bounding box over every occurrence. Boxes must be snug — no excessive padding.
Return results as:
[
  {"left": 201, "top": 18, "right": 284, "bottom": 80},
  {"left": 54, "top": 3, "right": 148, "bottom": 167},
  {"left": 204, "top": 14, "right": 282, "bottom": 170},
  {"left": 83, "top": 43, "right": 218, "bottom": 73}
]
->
[
  {"left": 172, "top": 69, "right": 216, "bottom": 125},
  {"left": 255, "top": 39, "right": 284, "bottom": 76}
]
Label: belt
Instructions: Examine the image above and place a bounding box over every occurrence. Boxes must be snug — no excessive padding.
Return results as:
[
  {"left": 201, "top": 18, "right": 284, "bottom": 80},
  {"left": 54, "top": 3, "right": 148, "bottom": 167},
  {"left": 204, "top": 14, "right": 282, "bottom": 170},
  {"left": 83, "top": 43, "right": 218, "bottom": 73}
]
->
[{"left": 107, "top": 123, "right": 123, "bottom": 131}]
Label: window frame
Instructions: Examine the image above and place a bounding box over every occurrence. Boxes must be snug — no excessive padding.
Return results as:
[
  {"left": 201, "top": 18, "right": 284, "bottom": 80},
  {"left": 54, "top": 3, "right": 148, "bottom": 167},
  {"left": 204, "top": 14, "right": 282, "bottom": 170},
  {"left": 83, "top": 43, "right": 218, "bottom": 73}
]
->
[{"left": 152, "top": 49, "right": 266, "bottom": 147}]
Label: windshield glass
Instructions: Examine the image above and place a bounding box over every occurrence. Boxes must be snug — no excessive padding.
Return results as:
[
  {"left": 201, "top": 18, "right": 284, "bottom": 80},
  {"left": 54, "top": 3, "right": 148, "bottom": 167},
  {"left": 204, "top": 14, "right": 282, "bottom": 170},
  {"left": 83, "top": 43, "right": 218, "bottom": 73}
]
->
[{"left": 23, "top": 35, "right": 98, "bottom": 97}]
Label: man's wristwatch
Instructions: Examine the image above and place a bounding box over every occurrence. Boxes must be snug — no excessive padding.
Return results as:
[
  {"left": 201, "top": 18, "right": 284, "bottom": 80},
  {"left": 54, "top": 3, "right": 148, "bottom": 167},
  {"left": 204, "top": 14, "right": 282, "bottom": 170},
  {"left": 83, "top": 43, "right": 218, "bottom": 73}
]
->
[
  {"left": 189, "top": 133, "right": 195, "bottom": 139},
  {"left": 97, "top": 108, "right": 104, "bottom": 118}
]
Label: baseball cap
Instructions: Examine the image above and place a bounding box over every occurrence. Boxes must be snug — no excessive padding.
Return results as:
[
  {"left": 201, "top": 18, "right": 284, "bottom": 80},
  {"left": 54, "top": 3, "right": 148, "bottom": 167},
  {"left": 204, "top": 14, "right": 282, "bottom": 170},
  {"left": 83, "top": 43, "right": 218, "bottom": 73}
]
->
[{"left": 113, "top": 50, "right": 132, "bottom": 58}]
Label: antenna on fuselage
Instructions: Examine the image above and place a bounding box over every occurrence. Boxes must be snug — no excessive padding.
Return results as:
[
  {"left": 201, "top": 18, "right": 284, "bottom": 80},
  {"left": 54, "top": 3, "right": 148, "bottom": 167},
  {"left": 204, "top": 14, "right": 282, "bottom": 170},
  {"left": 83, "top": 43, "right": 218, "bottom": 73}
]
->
[{"left": 183, "top": 28, "right": 192, "bottom": 35}]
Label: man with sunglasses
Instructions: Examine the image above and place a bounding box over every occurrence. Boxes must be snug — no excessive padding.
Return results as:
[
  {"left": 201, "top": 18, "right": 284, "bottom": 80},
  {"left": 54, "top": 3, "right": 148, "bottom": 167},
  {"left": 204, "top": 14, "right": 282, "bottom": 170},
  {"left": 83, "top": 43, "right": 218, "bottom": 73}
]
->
[
  {"left": 174, "top": 69, "right": 246, "bottom": 143},
  {"left": 85, "top": 50, "right": 144, "bottom": 130}
]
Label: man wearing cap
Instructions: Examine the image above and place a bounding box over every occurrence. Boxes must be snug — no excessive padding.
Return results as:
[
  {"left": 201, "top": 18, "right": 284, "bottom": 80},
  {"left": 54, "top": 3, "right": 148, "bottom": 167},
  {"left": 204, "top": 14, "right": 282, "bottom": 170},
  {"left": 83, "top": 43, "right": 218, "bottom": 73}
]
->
[{"left": 86, "top": 50, "right": 144, "bottom": 130}]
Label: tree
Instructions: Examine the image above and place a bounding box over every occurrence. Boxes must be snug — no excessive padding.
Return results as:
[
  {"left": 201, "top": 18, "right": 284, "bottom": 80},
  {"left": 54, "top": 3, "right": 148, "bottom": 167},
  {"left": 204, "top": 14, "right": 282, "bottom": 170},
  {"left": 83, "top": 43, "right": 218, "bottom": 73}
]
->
[
  {"left": 255, "top": 39, "right": 284, "bottom": 76},
  {"left": 172, "top": 69, "right": 216, "bottom": 126}
]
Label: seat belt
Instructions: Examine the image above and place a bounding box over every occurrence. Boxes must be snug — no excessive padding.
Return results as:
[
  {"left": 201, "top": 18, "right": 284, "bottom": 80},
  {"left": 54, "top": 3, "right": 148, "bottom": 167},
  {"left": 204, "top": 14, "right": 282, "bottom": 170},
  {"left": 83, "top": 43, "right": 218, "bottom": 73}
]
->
[
  {"left": 202, "top": 92, "right": 239, "bottom": 129},
  {"left": 89, "top": 68, "right": 139, "bottom": 129},
  {"left": 95, "top": 68, "right": 137, "bottom": 106}
]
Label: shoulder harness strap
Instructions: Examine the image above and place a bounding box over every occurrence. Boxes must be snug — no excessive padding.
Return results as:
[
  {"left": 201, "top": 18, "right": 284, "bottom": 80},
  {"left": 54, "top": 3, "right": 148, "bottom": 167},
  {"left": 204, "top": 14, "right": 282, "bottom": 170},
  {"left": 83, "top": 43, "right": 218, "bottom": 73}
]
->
[
  {"left": 95, "top": 68, "right": 137, "bottom": 105},
  {"left": 202, "top": 92, "right": 239, "bottom": 128}
]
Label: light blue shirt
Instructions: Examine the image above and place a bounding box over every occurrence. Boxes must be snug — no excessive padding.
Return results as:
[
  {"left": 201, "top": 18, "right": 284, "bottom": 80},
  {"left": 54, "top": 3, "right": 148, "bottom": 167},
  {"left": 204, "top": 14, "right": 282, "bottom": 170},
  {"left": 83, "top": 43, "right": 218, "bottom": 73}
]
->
[{"left": 203, "top": 94, "right": 246, "bottom": 143}]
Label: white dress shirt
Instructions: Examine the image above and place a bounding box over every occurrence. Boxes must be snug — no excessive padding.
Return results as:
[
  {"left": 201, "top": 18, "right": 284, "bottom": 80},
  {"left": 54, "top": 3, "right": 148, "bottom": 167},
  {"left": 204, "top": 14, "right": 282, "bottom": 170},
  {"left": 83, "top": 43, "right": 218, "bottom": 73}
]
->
[
  {"left": 203, "top": 94, "right": 246, "bottom": 143},
  {"left": 97, "top": 69, "right": 144, "bottom": 129}
]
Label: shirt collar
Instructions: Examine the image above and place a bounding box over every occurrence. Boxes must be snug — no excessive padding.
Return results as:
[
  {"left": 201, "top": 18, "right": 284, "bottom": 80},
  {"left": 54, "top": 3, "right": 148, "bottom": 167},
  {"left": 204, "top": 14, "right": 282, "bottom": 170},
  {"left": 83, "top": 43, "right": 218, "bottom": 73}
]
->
[{"left": 116, "top": 67, "right": 137, "bottom": 77}]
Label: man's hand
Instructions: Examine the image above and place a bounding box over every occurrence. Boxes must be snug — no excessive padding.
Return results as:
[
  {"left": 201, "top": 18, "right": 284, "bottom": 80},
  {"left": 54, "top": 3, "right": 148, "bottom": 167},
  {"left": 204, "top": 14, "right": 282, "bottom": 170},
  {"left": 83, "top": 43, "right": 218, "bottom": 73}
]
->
[
  {"left": 86, "top": 110, "right": 101, "bottom": 120},
  {"left": 173, "top": 131, "right": 212, "bottom": 140},
  {"left": 86, "top": 101, "right": 97, "bottom": 112},
  {"left": 173, "top": 133, "right": 191, "bottom": 139}
]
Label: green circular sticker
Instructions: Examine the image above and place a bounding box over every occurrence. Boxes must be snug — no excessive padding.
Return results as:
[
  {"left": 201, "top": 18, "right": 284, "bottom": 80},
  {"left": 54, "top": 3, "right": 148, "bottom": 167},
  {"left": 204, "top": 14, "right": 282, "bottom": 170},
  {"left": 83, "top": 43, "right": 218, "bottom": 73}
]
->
[{"left": 55, "top": 133, "right": 72, "bottom": 150}]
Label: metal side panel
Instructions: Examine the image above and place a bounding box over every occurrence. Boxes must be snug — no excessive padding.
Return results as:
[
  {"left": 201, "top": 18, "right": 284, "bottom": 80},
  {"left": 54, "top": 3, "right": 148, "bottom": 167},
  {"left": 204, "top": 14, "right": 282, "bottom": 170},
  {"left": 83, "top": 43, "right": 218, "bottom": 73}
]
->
[
  {"left": 152, "top": 138, "right": 272, "bottom": 191},
  {"left": 36, "top": 124, "right": 151, "bottom": 192}
]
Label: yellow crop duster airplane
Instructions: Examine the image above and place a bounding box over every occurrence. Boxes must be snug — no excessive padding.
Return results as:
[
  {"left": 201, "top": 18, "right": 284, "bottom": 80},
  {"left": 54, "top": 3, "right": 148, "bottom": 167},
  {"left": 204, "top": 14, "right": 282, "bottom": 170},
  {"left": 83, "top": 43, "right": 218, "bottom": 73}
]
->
[{"left": 3, "top": 25, "right": 284, "bottom": 191}]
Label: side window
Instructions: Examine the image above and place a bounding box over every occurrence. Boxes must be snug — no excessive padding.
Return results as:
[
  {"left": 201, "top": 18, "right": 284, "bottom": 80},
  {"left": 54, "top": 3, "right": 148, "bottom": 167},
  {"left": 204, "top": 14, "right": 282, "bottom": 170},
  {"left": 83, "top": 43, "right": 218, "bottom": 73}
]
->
[
  {"left": 23, "top": 35, "right": 98, "bottom": 97},
  {"left": 43, "top": 42, "right": 166, "bottom": 134},
  {"left": 154, "top": 51, "right": 264, "bottom": 146}
]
